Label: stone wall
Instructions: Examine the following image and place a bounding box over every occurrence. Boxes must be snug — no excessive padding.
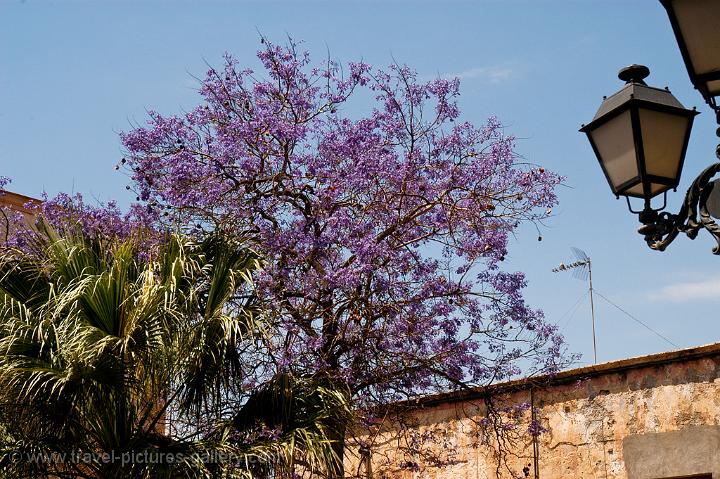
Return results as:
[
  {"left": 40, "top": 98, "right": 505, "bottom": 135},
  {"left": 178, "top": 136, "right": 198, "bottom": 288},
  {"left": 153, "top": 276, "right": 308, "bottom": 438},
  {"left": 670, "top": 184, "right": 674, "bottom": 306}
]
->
[{"left": 347, "top": 343, "right": 720, "bottom": 479}]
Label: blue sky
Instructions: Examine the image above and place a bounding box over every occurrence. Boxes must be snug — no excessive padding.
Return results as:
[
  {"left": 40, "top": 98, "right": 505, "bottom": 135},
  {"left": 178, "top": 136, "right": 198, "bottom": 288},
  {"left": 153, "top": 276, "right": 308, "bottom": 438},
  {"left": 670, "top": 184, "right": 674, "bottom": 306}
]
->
[{"left": 2, "top": 0, "right": 718, "bottom": 367}]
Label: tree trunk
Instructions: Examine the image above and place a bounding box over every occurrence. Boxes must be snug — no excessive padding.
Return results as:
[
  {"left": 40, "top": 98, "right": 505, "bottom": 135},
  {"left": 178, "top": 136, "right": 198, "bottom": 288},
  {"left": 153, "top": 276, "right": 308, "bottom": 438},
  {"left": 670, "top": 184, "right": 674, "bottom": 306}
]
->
[{"left": 327, "top": 416, "right": 347, "bottom": 479}]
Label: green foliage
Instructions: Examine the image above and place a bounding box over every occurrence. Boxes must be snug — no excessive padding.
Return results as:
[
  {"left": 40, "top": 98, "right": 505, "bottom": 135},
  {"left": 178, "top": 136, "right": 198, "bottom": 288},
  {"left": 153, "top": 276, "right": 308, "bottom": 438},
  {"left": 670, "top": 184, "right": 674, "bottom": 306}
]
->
[{"left": 0, "top": 227, "right": 349, "bottom": 478}]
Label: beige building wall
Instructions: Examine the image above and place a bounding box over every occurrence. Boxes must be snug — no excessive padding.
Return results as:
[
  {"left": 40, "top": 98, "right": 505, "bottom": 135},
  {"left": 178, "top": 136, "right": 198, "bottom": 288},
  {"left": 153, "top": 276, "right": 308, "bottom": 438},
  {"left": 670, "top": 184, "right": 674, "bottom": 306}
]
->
[{"left": 348, "top": 343, "right": 720, "bottom": 479}]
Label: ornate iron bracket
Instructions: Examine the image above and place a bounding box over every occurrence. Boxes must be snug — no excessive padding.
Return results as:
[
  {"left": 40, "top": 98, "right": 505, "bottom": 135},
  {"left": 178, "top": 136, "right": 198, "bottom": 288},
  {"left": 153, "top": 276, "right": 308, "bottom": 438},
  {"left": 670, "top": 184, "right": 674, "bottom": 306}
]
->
[
  {"left": 636, "top": 108, "right": 720, "bottom": 254},
  {"left": 637, "top": 160, "right": 720, "bottom": 254}
]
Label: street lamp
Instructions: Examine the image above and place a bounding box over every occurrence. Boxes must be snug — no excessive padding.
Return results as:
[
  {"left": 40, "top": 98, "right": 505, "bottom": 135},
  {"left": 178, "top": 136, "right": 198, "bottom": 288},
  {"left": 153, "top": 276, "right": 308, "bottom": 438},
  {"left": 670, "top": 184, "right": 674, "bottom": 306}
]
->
[
  {"left": 660, "top": 0, "right": 720, "bottom": 108},
  {"left": 580, "top": 65, "right": 698, "bottom": 202},
  {"left": 581, "top": 1, "right": 720, "bottom": 254}
]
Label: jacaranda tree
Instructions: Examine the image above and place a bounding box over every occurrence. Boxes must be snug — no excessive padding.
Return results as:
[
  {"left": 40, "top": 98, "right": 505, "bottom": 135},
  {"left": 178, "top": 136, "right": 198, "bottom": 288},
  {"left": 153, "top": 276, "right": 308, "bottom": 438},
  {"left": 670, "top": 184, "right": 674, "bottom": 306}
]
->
[{"left": 113, "top": 38, "right": 567, "bottom": 475}]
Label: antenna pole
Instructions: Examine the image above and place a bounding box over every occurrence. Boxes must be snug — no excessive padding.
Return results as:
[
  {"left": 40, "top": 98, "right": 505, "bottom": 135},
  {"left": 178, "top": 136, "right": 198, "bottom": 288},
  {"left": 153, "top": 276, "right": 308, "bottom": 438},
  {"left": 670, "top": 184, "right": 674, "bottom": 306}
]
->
[
  {"left": 588, "top": 260, "right": 597, "bottom": 364},
  {"left": 552, "top": 248, "right": 597, "bottom": 364}
]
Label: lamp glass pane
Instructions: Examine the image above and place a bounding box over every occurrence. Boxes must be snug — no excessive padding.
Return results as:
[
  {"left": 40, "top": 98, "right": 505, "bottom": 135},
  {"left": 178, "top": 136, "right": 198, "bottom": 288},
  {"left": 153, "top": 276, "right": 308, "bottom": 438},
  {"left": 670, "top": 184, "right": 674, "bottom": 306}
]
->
[
  {"left": 708, "top": 180, "right": 720, "bottom": 219},
  {"left": 589, "top": 110, "right": 638, "bottom": 191},
  {"left": 707, "top": 79, "right": 720, "bottom": 96},
  {"left": 671, "top": 0, "right": 720, "bottom": 76},
  {"left": 624, "top": 182, "right": 670, "bottom": 198},
  {"left": 651, "top": 183, "right": 671, "bottom": 195},
  {"left": 638, "top": 108, "right": 689, "bottom": 181},
  {"left": 624, "top": 184, "right": 645, "bottom": 197}
]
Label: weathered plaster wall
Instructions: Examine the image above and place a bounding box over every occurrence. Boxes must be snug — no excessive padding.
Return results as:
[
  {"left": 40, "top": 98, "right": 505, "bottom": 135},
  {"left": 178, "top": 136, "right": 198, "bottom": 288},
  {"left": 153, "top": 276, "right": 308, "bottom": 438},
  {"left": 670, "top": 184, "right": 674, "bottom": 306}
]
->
[
  {"left": 538, "top": 355, "right": 720, "bottom": 479},
  {"left": 347, "top": 346, "right": 720, "bottom": 479}
]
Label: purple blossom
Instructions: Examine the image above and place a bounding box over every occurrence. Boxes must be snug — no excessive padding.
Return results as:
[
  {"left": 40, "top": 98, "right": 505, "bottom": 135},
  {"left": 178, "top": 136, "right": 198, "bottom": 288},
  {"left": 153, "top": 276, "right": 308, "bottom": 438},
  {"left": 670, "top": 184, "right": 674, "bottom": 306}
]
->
[
  {"left": 0, "top": 40, "right": 572, "bottom": 454},
  {"left": 2, "top": 190, "right": 161, "bottom": 257},
  {"left": 117, "top": 39, "right": 569, "bottom": 410},
  {"left": 528, "top": 418, "right": 547, "bottom": 437}
]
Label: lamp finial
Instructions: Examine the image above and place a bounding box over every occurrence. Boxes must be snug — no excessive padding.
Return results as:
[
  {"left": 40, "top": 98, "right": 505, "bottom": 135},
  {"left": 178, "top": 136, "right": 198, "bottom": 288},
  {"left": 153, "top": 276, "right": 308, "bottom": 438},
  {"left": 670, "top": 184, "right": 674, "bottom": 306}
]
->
[{"left": 618, "top": 64, "right": 650, "bottom": 84}]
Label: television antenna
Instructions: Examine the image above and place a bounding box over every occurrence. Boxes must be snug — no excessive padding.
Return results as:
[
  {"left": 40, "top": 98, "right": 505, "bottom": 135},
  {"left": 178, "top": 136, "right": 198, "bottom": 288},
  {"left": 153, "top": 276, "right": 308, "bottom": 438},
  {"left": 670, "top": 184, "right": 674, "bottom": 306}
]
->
[{"left": 552, "top": 247, "right": 597, "bottom": 364}]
